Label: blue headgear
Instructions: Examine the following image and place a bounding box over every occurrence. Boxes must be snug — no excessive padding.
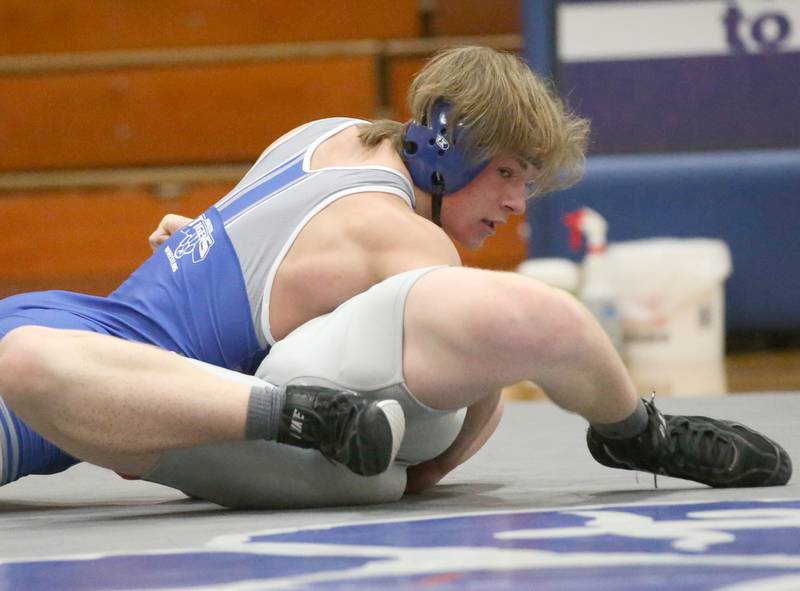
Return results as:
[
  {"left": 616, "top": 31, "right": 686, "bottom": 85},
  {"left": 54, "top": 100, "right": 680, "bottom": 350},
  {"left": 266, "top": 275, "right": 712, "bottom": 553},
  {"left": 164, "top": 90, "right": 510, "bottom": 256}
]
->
[{"left": 402, "top": 101, "right": 489, "bottom": 198}]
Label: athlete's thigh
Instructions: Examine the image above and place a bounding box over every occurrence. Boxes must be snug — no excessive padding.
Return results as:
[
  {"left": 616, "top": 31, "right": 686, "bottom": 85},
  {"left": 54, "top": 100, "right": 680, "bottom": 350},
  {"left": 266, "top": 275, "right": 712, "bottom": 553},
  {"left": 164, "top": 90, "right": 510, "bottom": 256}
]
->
[
  {"left": 401, "top": 266, "right": 545, "bottom": 409},
  {"left": 257, "top": 265, "right": 465, "bottom": 465}
]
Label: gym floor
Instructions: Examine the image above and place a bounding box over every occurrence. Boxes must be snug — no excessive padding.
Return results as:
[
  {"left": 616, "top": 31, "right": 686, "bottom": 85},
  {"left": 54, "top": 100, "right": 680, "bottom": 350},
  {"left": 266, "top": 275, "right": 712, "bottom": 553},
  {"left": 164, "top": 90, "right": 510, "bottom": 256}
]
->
[{"left": 1, "top": 351, "right": 798, "bottom": 590}]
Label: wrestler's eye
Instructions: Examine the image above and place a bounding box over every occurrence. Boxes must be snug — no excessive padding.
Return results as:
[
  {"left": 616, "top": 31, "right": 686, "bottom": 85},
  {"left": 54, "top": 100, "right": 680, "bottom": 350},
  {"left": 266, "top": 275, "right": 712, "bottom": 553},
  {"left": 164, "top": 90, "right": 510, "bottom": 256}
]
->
[{"left": 498, "top": 167, "right": 513, "bottom": 178}]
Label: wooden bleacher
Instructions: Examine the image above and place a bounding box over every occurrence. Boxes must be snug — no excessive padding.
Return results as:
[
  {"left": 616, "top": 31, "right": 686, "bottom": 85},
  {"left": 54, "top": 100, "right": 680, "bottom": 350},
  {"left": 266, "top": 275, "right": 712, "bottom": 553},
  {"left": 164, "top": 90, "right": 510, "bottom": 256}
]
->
[
  {"left": 0, "top": 1, "right": 523, "bottom": 298},
  {"left": 0, "top": 0, "right": 422, "bottom": 53}
]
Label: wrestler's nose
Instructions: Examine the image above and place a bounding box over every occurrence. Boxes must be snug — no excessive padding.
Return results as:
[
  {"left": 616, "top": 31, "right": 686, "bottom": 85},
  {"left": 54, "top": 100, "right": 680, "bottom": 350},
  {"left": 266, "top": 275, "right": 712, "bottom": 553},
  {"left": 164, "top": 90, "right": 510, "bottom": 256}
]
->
[{"left": 502, "top": 186, "right": 526, "bottom": 216}]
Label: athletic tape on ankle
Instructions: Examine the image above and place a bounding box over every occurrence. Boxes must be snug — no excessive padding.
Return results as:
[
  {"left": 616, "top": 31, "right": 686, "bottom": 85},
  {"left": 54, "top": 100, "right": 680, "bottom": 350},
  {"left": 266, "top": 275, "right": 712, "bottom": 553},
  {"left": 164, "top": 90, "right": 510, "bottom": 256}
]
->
[
  {"left": 245, "top": 383, "right": 285, "bottom": 440},
  {"left": 591, "top": 399, "right": 649, "bottom": 439}
]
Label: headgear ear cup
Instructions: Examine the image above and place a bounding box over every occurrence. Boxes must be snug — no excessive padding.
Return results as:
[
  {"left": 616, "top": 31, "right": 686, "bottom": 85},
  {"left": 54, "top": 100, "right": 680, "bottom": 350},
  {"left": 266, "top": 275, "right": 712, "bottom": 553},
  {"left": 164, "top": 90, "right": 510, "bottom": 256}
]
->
[{"left": 402, "top": 101, "right": 489, "bottom": 225}]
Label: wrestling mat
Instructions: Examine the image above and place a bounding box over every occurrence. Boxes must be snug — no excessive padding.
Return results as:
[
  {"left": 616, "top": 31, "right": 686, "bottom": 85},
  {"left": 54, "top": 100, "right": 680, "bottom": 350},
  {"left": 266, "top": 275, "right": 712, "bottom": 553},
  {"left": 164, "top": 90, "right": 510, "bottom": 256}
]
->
[{"left": 1, "top": 393, "right": 798, "bottom": 590}]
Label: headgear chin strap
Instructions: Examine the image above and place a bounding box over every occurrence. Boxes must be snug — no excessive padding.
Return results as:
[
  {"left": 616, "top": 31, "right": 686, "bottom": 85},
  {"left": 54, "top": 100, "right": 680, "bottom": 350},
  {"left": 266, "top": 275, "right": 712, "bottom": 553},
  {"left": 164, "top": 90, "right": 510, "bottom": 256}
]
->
[{"left": 402, "top": 101, "right": 488, "bottom": 227}]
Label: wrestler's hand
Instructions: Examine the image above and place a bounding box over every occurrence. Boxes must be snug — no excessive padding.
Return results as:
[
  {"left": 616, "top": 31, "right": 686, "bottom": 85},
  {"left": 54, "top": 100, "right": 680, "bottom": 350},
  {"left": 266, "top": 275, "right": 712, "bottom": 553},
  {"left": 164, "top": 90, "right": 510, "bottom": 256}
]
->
[
  {"left": 149, "top": 214, "right": 192, "bottom": 251},
  {"left": 405, "top": 393, "right": 503, "bottom": 495},
  {"left": 404, "top": 458, "right": 447, "bottom": 495}
]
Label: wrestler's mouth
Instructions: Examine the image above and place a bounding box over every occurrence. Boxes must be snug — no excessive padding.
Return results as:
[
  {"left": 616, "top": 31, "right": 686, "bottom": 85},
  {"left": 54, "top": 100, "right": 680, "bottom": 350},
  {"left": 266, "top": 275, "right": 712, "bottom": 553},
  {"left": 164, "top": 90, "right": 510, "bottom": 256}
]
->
[{"left": 482, "top": 219, "right": 502, "bottom": 232}]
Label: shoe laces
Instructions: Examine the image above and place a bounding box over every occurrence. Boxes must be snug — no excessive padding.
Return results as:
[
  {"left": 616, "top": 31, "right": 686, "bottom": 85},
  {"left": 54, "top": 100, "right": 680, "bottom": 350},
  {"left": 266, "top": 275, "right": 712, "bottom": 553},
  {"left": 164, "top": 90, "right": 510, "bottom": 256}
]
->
[
  {"left": 305, "top": 395, "right": 360, "bottom": 458},
  {"left": 645, "top": 393, "right": 736, "bottom": 487},
  {"left": 666, "top": 417, "right": 736, "bottom": 472},
  {"left": 643, "top": 393, "right": 665, "bottom": 488}
]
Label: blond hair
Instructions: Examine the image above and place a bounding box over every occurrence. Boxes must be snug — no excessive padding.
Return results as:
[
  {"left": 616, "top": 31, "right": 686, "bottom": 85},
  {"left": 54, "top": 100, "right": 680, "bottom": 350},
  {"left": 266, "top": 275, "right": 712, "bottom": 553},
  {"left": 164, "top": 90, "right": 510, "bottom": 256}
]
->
[{"left": 360, "top": 46, "right": 589, "bottom": 195}]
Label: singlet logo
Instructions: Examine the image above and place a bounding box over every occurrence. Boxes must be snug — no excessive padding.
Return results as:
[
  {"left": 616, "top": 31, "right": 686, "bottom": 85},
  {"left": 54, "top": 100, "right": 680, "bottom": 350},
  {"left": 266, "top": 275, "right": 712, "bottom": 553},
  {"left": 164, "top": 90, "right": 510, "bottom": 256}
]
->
[{"left": 163, "top": 214, "right": 215, "bottom": 272}]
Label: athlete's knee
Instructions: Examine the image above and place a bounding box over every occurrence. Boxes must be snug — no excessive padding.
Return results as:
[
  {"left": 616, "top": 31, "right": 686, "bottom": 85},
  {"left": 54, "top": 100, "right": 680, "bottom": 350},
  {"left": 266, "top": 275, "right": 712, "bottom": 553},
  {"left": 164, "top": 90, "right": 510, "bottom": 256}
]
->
[
  {"left": 0, "top": 326, "right": 65, "bottom": 406},
  {"left": 470, "top": 273, "right": 589, "bottom": 359},
  {"left": 0, "top": 325, "right": 46, "bottom": 380},
  {"left": 407, "top": 268, "right": 588, "bottom": 363}
]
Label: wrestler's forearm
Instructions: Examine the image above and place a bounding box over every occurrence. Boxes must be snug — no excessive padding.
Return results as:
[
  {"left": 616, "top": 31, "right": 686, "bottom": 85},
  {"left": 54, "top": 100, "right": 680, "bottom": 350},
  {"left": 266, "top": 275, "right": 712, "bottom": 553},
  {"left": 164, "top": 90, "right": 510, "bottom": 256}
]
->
[
  {"left": 404, "top": 391, "right": 502, "bottom": 494},
  {"left": 435, "top": 390, "right": 504, "bottom": 475}
]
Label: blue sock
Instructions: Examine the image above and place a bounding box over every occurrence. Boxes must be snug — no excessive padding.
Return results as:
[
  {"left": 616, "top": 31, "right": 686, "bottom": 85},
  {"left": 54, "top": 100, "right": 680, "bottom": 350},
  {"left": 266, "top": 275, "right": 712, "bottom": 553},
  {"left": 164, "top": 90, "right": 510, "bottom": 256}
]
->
[{"left": 0, "top": 396, "right": 79, "bottom": 484}]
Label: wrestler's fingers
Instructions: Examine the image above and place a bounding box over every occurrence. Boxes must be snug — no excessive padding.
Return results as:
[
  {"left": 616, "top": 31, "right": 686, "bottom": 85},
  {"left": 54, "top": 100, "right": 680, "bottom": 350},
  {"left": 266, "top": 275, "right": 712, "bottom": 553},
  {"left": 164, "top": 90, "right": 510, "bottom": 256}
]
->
[
  {"left": 404, "top": 459, "right": 445, "bottom": 495},
  {"left": 149, "top": 214, "right": 192, "bottom": 251},
  {"left": 149, "top": 229, "right": 166, "bottom": 251}
]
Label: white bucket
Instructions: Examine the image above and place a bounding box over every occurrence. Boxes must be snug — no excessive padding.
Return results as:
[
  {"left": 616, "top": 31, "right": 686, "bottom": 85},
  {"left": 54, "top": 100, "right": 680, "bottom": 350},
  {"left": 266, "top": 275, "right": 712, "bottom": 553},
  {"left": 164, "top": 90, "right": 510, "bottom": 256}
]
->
[
  {"left": 607, "top": 238, "right": 732, "bottom": 364},
  {"left": 516, "top": 258, "right": 580, "bottom": 295}
]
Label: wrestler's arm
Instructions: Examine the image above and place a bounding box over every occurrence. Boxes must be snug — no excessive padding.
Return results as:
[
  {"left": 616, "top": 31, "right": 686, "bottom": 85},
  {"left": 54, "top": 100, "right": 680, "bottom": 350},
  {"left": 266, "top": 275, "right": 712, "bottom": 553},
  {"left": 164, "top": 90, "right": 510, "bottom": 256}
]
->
[{"left": 405, "top": 391, "right": 504, "bottom": 494}]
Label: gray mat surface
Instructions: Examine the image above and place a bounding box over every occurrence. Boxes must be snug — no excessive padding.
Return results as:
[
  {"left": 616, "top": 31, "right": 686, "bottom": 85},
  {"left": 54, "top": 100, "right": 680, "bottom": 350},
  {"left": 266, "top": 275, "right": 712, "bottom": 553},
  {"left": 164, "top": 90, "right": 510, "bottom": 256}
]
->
[{"left": 1, "top": 393, "right": 797, "bottom": 562}]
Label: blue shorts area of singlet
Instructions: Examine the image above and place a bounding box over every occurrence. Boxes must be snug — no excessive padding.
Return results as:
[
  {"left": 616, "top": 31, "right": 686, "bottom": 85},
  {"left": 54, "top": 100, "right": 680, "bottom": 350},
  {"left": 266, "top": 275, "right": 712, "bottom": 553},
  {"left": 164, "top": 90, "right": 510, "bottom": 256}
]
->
[{"left": 0, "top": 293, "right": 120, "bottom": 337}]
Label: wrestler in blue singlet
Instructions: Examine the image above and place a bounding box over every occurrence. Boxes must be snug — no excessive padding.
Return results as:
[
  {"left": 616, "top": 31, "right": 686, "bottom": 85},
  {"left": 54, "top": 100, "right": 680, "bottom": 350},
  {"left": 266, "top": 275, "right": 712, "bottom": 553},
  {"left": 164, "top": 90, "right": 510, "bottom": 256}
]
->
[{"left": 0, "top": 118, "right": 415, "bottom": 484}]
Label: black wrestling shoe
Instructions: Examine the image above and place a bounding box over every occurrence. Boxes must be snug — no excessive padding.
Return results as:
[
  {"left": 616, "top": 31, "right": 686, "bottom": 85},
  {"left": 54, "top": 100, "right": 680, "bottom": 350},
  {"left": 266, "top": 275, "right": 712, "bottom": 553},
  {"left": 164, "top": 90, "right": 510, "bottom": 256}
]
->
[
  {"left": 277, "top": 384, "right": 405, "bottom": 477},
  {"left": 587, "top": 396, "right": 792, "bottom": 488}
]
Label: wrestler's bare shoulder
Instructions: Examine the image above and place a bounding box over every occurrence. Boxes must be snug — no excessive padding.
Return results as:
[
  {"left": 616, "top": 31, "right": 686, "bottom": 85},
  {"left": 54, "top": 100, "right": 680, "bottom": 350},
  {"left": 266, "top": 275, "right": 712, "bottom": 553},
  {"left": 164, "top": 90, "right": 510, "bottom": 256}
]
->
[
  {"left": 297, "top": 192, "right": 459, "bottom": 276},
  {"left": 306, "top": 122, "right": 459, "bottom": 270}
]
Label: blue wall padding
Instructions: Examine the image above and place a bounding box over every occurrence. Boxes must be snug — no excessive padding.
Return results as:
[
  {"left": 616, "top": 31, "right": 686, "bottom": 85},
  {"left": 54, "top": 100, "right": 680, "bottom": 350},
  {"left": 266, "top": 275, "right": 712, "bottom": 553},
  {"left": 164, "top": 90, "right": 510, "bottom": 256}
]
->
[{"left": 527, "top": 149, "right": 800, "bottom": 331}]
